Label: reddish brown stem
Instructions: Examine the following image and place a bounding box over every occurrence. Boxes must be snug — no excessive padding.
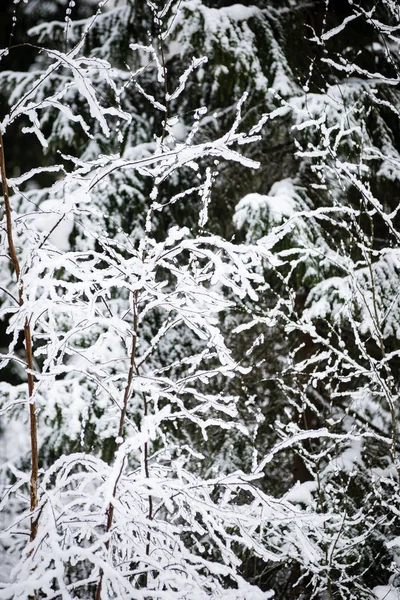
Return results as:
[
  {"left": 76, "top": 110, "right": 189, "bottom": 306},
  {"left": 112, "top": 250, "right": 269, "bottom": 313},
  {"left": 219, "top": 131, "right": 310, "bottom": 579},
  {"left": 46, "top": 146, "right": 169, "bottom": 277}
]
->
[
  {"left": 96, "top": 291, "right": 139, "bottom": 600},
  {"left": 0, "top": 132, "right": 20, "bottom": 280},
  {"left": 142, "top": 390, "right": 153, "bottom": 581},
  {"left": 0, "top": 131, "right": 39, "bottom": 592}
]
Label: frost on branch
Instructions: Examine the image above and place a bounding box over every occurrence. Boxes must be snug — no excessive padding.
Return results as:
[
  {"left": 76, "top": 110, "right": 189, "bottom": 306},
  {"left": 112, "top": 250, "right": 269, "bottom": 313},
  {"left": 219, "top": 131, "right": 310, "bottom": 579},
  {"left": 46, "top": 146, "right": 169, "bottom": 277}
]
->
[
  {"left": 1, "top": 1, "right": 400, "bottom": 599},
  {"left": 0, "top": 3, "right": 284, "bottom": 598}
]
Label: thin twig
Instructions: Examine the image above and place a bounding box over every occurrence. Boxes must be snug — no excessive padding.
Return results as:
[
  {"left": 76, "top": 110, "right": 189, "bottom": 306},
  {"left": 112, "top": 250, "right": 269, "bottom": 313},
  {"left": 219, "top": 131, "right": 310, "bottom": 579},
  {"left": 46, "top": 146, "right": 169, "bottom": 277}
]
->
[{"left": 96, "top": 290, "right": 139, "bottom": 600}]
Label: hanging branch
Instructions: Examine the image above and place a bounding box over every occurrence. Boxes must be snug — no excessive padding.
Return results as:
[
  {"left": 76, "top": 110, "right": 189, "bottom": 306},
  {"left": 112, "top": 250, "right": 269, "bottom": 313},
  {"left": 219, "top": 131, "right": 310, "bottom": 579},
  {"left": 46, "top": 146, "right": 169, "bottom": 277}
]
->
[{"left": 0, "top": 131, "right": 39, "bottom": 565}]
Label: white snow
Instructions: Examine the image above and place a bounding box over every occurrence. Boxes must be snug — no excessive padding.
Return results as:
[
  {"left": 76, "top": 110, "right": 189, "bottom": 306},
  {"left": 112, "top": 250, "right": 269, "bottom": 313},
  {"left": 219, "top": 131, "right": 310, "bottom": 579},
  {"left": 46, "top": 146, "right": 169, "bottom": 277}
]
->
[
  {"left": 234, "top": 178, "right": 298, "bottom": 231},
  {"left": 284, "top": 480, "right": 317, "bottom": 505},
  {"left": 373, "top": 586, "right": 400, "bottom": 600}
]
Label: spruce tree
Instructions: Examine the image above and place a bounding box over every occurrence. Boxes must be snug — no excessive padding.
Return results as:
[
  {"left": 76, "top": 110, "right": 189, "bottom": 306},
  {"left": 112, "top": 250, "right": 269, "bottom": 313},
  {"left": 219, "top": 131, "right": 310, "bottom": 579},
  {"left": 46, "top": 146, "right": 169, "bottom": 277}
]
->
[{"left": 1, "top": 1, "right": 400, "bottom": 599}]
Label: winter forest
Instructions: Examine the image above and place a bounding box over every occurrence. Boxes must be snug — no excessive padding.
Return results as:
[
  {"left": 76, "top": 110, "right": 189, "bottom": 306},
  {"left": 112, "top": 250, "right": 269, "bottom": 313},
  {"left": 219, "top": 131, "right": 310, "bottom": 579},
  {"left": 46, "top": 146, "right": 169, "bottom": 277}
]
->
[{"left": 0, "top": 0, "right": 400, "bottom": 598}]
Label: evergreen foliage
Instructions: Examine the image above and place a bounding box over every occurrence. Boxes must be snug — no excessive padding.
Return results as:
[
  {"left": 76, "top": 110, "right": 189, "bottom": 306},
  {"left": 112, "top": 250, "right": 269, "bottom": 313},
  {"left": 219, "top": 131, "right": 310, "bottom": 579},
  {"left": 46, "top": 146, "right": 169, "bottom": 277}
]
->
[{"left": 0, "top": 1, "right": 400, "bottom": 599}]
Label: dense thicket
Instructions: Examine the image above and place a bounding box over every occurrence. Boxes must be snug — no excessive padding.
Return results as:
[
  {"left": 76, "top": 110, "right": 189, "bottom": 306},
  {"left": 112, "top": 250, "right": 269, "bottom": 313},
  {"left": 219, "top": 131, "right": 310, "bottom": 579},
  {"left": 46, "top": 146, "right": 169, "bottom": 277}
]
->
[{"left": 1, "top": 1, "right": 400, "bottom": 599}]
